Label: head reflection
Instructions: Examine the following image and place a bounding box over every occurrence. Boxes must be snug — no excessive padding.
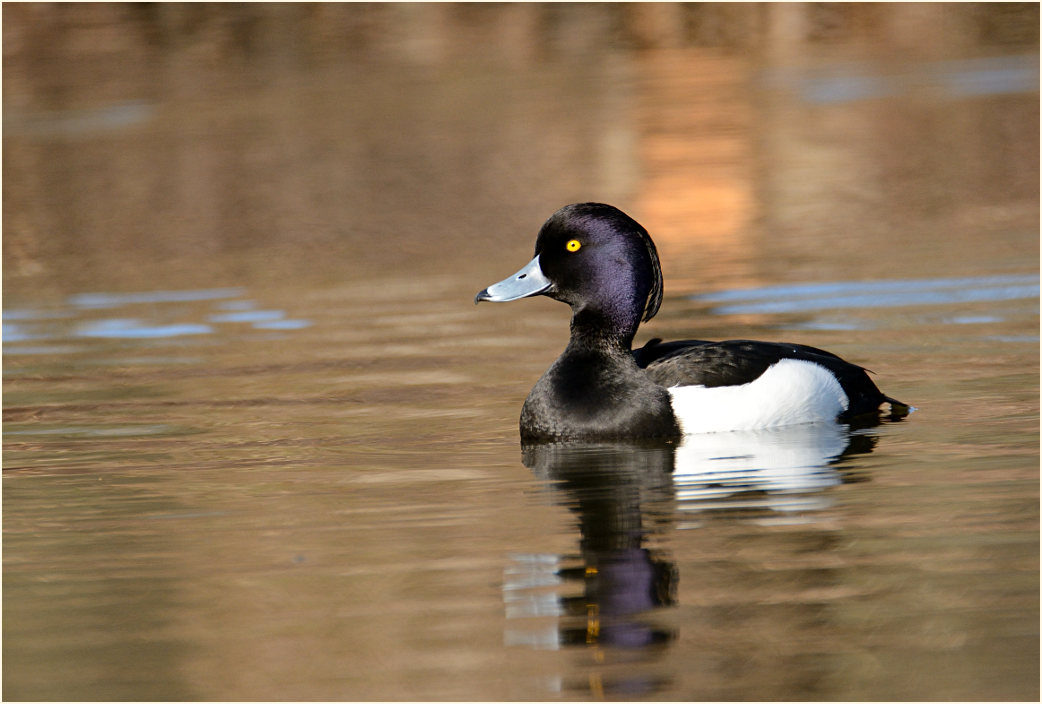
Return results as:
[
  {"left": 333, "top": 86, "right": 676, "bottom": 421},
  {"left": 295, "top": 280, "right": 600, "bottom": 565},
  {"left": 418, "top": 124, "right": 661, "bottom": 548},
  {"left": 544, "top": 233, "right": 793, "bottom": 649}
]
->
[{"left": 507, "top": 423, "right": 878, "bottom": 698}]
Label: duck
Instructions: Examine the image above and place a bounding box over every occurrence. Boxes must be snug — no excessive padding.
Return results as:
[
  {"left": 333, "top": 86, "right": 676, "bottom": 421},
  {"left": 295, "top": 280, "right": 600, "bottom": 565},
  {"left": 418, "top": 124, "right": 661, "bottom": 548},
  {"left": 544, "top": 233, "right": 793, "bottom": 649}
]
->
[{"left": 475, "top": 203, "right": 908, "bottom": 442}]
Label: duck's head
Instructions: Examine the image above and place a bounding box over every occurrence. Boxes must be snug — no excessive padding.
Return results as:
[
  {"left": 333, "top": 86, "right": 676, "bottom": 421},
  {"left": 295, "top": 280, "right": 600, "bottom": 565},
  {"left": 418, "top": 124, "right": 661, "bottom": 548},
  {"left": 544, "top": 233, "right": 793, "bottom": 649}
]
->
[{"left": 475, "top": 203, "right": 663, "bottom": 340}]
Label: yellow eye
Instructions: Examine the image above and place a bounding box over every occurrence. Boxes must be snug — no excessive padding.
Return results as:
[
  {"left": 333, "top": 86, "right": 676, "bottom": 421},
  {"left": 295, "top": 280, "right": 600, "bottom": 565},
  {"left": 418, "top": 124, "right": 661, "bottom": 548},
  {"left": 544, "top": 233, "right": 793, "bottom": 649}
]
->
[{"left": 565, "top": 239, "right": 582, "bottom": 252}]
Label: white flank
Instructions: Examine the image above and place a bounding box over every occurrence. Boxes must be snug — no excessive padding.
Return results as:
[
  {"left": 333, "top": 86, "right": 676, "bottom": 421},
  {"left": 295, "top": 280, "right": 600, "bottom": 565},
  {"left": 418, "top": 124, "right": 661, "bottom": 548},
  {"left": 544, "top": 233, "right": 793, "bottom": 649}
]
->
[{"left": 667, "top": 358, "right": 850, "bottom": 434}]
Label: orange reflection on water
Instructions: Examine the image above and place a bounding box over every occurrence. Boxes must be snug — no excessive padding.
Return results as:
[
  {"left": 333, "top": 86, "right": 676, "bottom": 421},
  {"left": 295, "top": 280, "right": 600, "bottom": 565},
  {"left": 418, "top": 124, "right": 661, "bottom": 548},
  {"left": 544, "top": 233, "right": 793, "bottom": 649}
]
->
[{"left": 633, "top": 50, "right": 759, "bottom": 294}]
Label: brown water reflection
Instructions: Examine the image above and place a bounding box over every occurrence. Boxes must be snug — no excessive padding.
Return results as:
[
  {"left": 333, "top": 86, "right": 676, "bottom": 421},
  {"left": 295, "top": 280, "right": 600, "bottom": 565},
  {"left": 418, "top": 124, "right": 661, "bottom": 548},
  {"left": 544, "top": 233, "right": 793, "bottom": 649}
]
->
[{"left": 4, "top": 4, "right": 1039, "bottom": 701}]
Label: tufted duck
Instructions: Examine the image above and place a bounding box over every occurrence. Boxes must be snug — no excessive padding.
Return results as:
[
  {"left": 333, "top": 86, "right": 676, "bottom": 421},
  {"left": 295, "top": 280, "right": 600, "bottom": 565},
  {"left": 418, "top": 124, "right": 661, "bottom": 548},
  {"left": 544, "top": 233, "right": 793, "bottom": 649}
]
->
[{"left": 475, "top": 203, "right": 907, "bottom": 441}]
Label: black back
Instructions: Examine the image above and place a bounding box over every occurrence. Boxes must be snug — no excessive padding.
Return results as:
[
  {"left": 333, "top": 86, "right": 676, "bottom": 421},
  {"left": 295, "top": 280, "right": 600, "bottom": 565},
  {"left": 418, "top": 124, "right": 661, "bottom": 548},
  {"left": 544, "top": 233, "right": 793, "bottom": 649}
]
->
[{"left": 634, "top": 338, "right": 894, "bottom": 419}]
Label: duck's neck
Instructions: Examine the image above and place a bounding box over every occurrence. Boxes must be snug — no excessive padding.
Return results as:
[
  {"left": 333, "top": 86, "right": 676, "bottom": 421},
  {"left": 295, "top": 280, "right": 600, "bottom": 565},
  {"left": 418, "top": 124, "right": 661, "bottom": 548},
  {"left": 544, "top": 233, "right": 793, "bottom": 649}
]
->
[{"left": 568, "top": 306, "right": 639, "bottom": 354}]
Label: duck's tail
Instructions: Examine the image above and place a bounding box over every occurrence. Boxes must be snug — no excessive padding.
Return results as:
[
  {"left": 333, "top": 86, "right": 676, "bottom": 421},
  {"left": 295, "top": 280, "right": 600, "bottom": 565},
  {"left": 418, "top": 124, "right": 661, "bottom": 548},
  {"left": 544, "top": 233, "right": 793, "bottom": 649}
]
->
[{"left": 885, "top": 396, "right": 913, "bottom": 419}]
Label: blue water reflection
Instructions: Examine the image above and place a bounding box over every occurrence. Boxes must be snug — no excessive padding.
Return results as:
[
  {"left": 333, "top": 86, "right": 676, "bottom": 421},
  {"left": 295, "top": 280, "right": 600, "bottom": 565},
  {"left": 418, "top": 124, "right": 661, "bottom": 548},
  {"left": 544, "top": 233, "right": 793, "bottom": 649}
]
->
[
  {"left": 694, "top": 274, "right": 1039, "bottom": 315},
  {"left": 3, "top": 322, "right": 37, "bottom": 343},
  {"left": 3, "top": 100, "right": 155, "bottom": 138},
  {"left": 208, "top": 310, "right": 286, "bottom": 324},
  {"left": 69, "top": 288, "right": 246, "bottom": 309},
  {"left": 76, "top": 319, "right": 214, "bottom": 339},
  {"left": 764, "top": 54, "right": 1040, "bottom": 104},
  {"left": 3, "top": 287, "right": 311, "bottom": 354},
  {"left": 252, "top": 319, "right": 312, "bottom": 330}
]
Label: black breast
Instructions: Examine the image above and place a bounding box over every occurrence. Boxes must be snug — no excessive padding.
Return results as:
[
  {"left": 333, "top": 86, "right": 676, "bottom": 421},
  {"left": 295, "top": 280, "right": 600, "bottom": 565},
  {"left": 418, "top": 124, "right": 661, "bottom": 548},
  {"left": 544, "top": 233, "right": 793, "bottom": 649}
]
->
[{"left": 520, "top": 348, "right": 681, "bottom": 441}]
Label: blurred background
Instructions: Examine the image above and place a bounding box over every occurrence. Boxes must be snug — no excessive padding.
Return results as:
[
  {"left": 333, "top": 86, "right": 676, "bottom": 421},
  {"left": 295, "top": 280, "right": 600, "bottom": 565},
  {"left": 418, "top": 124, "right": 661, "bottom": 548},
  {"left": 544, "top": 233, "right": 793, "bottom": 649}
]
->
[
  {"left": 3, "top": 4, "right": 1039, "bottom": 701},
  {"left": 4, "top": 2, "right": 1038, "bottom": 297}
]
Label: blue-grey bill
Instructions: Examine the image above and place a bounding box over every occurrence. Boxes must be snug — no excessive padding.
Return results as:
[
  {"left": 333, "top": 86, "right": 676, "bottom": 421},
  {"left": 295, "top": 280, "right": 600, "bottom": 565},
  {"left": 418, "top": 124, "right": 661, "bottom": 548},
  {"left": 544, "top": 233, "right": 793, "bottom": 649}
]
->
[{"left": 474, "top": 255, "right": 551, "bottom": 304}]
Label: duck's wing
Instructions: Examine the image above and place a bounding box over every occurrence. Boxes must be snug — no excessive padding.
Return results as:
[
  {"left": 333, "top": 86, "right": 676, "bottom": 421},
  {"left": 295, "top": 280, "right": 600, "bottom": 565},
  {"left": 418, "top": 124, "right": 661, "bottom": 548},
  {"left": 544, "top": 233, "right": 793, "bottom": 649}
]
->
[
  {"left": 634, "top": 338, "right": 906, "bottom": 419},
  {"left": 634, "top": 338, "right": 785, "bottom": 387}
]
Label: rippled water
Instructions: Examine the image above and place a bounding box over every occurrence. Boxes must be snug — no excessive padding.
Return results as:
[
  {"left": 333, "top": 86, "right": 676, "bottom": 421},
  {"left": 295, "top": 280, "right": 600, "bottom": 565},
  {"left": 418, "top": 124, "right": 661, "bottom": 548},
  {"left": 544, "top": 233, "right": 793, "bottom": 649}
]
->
[
  {"left": 4, "top": 7, "right": 1040, "bottom": 701},
  {"left": 5, "top": 261, "right": 1038, "bottom": 700}
]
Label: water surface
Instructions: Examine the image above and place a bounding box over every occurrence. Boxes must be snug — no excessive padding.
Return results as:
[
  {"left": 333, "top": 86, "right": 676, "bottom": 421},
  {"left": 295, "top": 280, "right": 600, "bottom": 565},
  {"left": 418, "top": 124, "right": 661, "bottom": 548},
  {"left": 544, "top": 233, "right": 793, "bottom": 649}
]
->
[{"left": 4, "top": 5, "right": 1039, "bottom": 701}]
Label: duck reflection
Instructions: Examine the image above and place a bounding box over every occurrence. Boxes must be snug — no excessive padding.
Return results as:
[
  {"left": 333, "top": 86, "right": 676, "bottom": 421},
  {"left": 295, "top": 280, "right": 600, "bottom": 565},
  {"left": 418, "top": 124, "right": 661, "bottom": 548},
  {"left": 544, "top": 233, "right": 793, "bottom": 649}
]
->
[
  {"left": 506, "top": 422, "right": 880, "bottom": 697},
  {"left": 526, "top": 442, "right": 679, "bottom": 651}
]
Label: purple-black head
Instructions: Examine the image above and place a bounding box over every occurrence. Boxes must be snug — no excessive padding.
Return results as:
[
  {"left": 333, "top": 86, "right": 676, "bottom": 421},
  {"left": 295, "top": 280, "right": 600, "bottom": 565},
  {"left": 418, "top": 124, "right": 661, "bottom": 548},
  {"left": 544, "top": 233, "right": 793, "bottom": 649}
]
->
[{"left": 475, "top": 203, "right": 664, "bottom": 336}]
